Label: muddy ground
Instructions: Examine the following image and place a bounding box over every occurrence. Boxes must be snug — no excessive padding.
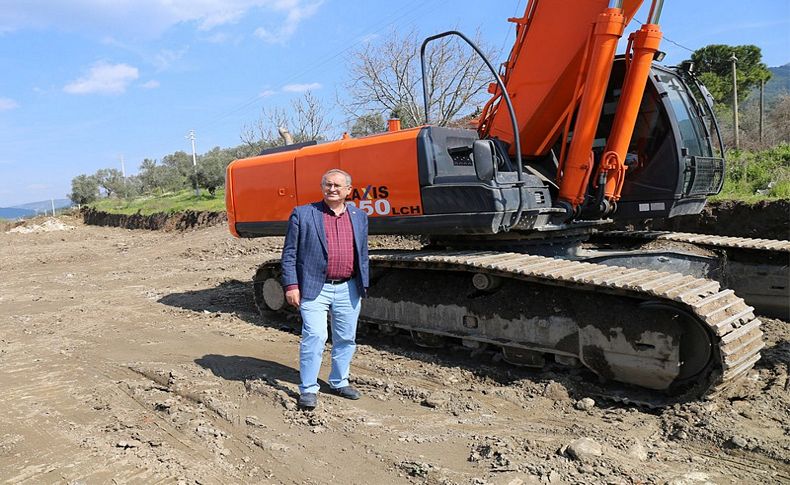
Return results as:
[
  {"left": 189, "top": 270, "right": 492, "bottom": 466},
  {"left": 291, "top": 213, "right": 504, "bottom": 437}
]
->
[{"left": 1, "top": 216, "right": 788, "bottom": 484}]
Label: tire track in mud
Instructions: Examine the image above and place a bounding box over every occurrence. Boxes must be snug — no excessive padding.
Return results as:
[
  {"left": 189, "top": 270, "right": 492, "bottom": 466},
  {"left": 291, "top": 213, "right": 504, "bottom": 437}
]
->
[
  {"left": 0, "top": 351, "right": 180, "bottom": 483},
  {"left": 121, "top": 358, "right": 419, "bottom": 484}
]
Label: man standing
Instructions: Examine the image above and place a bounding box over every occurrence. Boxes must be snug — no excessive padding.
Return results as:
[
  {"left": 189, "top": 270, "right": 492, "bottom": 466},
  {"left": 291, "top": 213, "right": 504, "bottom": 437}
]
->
[{"left": 281, "top": 168, "right": 369, "bottom": 410}]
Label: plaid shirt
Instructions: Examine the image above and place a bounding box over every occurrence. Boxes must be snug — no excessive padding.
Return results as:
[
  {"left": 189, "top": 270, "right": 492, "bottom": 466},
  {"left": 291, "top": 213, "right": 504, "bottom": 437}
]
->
[
  {"left": 285, "top": 202, "right": 355, "bottom": 292},
  {"left": 322, "top": 202, "right": 356, "bottom": 280}
]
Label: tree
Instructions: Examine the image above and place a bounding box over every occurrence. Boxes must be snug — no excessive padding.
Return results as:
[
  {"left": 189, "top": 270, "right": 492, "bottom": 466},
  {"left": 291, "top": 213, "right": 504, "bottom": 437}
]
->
[
  {"left": 688, "top": 44, "right": 772, "bottom": 105},
  {"left": 124, "top": 174, "right": 144, "bottom": 198},
  {"left": 137, "top": 158, "right": 166, "bottom": 194},
  {"left": 195, "top": 146, "right": 234, "bottom": 196},
  {"left": 161, "top": 151, "right": 193, "bottom": 179},
  {"left": 159, "top": 151, "right": 194, "bottom": 192},
  {"left": 342, "top": 28, "right": 495, "bottom": 127},
  {"left": 240, "top": 107, "right": 288, "bottom": 155},
  {"left": 350, "top": 112, "right": 386, "bottom": 137},
  {"left": 94, "top": 168, "right": 125, "bottom": 198},
  {"left": 292, "top": 91, "right": 332, "bottom": 141},
  {"left": 69, "top": 174, "right": 99, "bottom": 205},
  {"left": 767, "top": 93, "right": 790, "bottom": 145},
  {"left": 240, "top": 91, "right": 332, "bottom": 155}
]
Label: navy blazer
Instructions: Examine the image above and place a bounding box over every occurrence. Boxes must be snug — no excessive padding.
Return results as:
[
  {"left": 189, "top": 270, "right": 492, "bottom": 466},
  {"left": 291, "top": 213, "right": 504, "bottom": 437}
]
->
[{"left": 281, "top": 202, "right": 369, "bottom": 300}]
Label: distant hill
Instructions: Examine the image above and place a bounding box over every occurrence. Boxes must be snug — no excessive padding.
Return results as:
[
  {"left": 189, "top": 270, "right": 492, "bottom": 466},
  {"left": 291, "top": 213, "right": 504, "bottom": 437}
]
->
[
  {"left": 740, "top": 63, "right": 788, "bottom": 109},
  {"left": 765, "top": 63, "right": 790, "bottom": 100},
  {"left": 12, "top": 198, "right": 73, "bottom": 213},
  {"left": 0, "top": 199, "right": 73, "bottom": 220},
  {"left": 0, "top": 207, "right": 36, "bottom": 220}
]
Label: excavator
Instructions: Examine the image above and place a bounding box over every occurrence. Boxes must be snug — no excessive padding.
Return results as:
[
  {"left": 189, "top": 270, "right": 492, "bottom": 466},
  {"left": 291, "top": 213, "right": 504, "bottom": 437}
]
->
[{"left": 225, "top": 0, "right": 787, "bottom": 404}]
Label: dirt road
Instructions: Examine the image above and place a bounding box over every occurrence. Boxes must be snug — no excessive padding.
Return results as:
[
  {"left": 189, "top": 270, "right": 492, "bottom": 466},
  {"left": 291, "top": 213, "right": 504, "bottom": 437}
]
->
[{"left": 1, "top": 217, "right": 788, "bottom": 484}]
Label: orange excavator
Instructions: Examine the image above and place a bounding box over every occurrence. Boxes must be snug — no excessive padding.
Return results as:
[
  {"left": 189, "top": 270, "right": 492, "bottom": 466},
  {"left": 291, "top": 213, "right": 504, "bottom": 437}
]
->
[{"left": 225, "top": 0, "right": 773, "bottom": 404}]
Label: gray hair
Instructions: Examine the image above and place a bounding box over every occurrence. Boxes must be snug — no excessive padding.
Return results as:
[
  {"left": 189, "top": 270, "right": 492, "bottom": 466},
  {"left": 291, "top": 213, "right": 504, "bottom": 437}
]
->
[{"left": 321, "top": 169, "right": 352, "bottom": 187}]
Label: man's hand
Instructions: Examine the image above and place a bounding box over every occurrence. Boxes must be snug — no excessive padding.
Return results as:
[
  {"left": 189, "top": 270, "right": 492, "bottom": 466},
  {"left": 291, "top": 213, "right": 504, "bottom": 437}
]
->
[{"left": 285, "top": 288, "right": 301, "bottom": 308}]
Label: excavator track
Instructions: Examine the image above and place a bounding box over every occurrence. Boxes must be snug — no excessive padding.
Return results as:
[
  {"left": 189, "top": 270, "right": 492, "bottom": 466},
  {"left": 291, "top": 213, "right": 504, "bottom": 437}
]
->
[
  {"left": 595, "top": 230, "right": 790, "bottom": 252},
  {"left": 253, "top": 250, "right": 764, "bottom": 406},
  {"left": 591, "top": 231, "right": 789, "bottom": 319}
]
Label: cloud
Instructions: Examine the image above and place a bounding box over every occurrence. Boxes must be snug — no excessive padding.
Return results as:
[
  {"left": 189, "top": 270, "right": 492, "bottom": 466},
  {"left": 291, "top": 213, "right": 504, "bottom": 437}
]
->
[
  {"left": 259, "top": 89, "right": 277, "bottom": 97},
  {"left": 197, "top": 8, "right": 245, "bottom": 31},
  {"left": 152, "top": 47, "right": 188, "bottom": 71},
  {"left": 358, "top": 33, "right": 379, "bottom": 44},
  {"left": 27, "top": 184, "right": 49, "bottom": 191},
  {"left": 282, "top": 83, "right": 321, "bottom": 93},
  {"left": 254, "top": 0, "right": 323, "bottom": 43},
  {"left": 141, "top": 80, "right": 160, "bottom": 89},
  {"left": 64, "top": 62, "right": 139, "bottom": 95},
  {"left": 0, "top": 1, "right": 324, "bottom": 40},
  {"left": 0, "top": 97, "right": 19, "bottom": 110},
  {"left": 205, "top": 32, "right": 231, "bottom": 43}
]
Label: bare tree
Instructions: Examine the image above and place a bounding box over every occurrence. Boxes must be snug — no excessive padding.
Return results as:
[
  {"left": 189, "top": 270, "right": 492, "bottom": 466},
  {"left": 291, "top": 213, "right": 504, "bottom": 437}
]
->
[
  {"left": 240, "top": 91, "right": 332, "bottom": 155},
  {"left": 342, "top": 28, "right": 495, "bottom": 128},
  {"left": 292, "top": 91, "right": 332, "bottom": 141},
  {"left": 766, "top": 93, "right": 790, "bottom": 145},
  {"left": 239, "top": 106, "right": 290, "bottom": 155}
]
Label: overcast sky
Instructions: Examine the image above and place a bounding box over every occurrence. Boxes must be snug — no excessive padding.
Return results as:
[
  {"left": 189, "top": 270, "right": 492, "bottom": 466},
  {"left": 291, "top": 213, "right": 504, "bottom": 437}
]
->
[{"left": 0, "top": 0, "right": 788, "bottom": 206}]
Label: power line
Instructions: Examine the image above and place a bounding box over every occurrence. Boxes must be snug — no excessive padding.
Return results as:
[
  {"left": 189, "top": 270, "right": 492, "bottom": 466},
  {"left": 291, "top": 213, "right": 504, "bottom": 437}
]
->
[
  {"left": 661, "top": 36, "right": 696, "bottom": 54},
  {"left": 499, "top": 0, "right": 525, "bottom": 57},
  {"left": 631, "top": 17, "right": 695, "bottom": 53}
]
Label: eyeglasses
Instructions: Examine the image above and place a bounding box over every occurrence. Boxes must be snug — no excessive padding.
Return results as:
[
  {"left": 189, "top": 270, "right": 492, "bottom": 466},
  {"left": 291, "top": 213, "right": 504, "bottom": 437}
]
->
[{"left": 322, "top": 183, "right": 348, "bottom": 190}]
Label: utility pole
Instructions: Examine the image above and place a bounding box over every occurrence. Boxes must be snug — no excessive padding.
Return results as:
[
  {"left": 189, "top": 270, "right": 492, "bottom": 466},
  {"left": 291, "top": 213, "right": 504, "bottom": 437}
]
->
[
  {"left": 120, "top": 154, "right": 127, "bottom": 198},
  {"left": 186, "top": 130, "right": 200, "bottom": 197},
  {"left": 731, "top": 53, "right": 740, "bottom": 150},
  {"left": 759, "top": 79, "right": 765, "bottom": 145},
  {"left": 51, "top": 198, "right": 55, "bottom": 217}
]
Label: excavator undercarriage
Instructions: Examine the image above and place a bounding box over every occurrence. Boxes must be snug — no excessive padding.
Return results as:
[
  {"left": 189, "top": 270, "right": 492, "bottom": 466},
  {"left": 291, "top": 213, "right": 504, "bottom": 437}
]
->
[{"left": 250, "top": 230, "right": 787, "bottom": 405}]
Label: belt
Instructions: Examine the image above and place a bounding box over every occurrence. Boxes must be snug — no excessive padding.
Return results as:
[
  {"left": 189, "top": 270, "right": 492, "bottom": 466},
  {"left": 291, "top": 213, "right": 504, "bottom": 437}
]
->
[{"left": 325, "top": 277, "right": 352, "bottom": 284}]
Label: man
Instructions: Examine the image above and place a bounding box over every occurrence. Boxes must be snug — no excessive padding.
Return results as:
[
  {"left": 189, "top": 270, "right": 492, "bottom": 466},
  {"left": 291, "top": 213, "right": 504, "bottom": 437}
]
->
[{"left": 280, "top": 168, "right": 369, "bottom": 410}]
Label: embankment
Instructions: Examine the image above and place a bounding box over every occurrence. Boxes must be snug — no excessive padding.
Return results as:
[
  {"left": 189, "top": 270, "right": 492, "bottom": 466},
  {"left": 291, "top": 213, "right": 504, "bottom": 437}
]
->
[
  {"left": 81, "top": 208, "right": 227, "bottom": 232},
  {"left": 80, "top": 200, "right": 789, "bottom": 239}
]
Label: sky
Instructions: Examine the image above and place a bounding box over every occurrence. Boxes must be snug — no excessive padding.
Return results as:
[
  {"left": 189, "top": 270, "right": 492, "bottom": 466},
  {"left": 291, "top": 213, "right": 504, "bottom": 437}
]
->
[{"left": 0, "top": 0, "right": 788, "bottom": 207}]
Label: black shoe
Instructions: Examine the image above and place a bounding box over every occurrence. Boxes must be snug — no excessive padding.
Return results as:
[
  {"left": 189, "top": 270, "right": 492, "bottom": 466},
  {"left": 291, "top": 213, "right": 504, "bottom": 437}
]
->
[
  {"left": 329, "top": 386, "right": 361, "bottom": 400},
  {"left": 298, "top": 392, "right": 317, "bottom": 410}
]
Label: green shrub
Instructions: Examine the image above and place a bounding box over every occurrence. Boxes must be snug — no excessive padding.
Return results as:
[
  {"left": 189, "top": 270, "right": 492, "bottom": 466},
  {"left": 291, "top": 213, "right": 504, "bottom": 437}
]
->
[
  {"left": 89, "top": 189, "right": 226, "bottom": 215},
  {"left": 717, "top": 143, "right": 790, "bottom": 200},
  {"left": 770, "top": 179, "right": 790, "bottom": 198}
]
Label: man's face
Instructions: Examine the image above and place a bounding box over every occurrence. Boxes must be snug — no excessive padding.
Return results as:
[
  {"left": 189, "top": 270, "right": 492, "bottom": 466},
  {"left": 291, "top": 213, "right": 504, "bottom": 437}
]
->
[{"left": 322, "top": 173, "right": 351, "bottom": 205}]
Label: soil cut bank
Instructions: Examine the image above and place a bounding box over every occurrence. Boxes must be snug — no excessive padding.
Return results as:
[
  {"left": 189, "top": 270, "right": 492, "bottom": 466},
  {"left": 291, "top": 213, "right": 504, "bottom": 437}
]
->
[
  {"left": 1, "top": 215, "right": 788, "bottom": 483},
  {"left": 616, "top": 199, "right": 790, "bottom": 240}
]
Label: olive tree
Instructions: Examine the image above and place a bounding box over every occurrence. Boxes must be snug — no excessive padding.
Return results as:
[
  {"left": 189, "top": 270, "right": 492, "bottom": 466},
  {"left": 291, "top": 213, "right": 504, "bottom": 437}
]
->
[
  {"left": 69, "top": 174, "right": 99, "bottom": 205},
  {"left": 94, "top": 168, "right": 125, "bottom": 198}
]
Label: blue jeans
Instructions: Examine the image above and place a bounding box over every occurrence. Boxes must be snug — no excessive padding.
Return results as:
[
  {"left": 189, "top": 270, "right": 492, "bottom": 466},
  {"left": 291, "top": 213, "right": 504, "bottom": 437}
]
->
[{"left": 299, "top": 280, "right": 361, "bottom": 394}]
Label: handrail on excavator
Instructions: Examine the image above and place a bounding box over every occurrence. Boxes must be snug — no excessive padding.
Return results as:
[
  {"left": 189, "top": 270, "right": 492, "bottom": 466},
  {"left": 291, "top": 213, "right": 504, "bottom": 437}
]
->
[
  {"left": 419, "top": 30, "right": 523, "bottom": 185},
  {"left": 420, "top": 30, "right": 526, "bottom": 231}
]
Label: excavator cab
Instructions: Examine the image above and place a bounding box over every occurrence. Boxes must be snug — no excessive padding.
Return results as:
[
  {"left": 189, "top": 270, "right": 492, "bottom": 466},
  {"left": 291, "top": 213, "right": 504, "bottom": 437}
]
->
[{"left": 600, "top": 60, "right": 725, "bottom": 220}]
